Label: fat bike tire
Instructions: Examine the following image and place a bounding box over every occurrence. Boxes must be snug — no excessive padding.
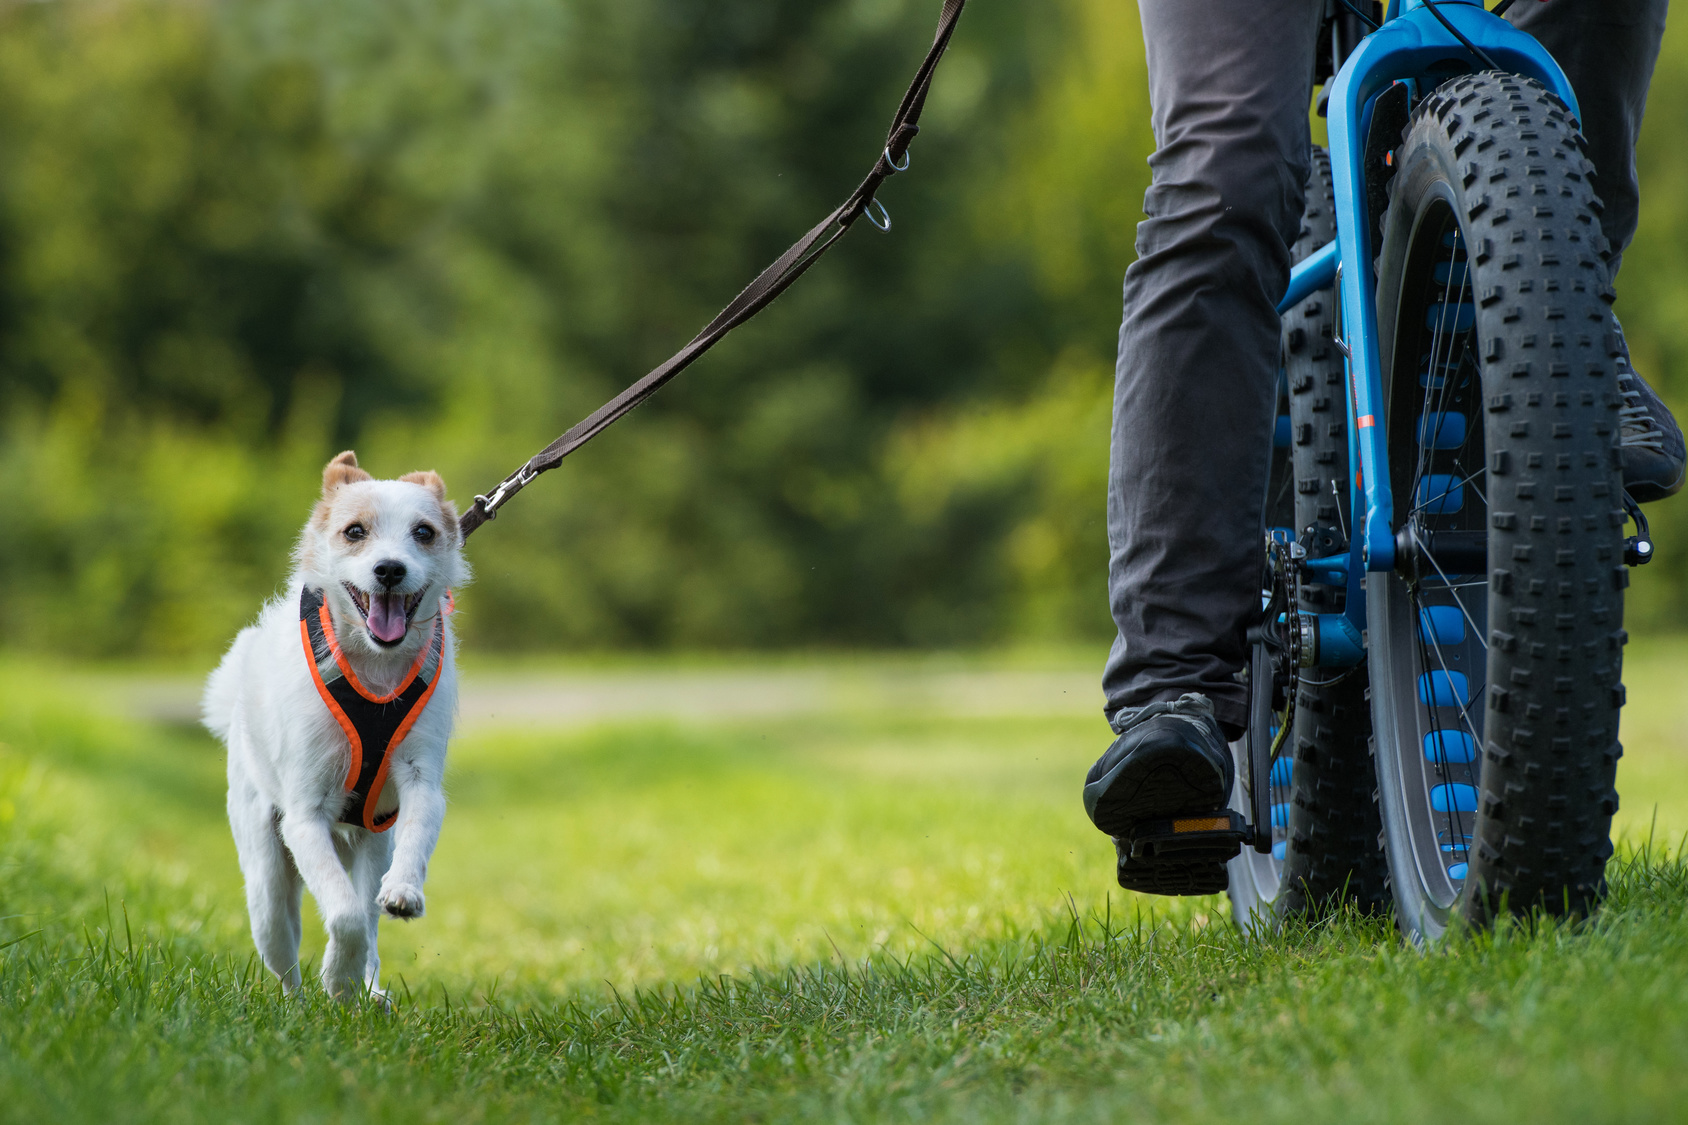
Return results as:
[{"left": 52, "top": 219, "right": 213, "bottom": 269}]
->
[
  {"left": 1228, "top": 147, "right": 1390, "bottom": 930},
  {"left": 1369, "top": 73, "right": 1625, "bottom": 941}
]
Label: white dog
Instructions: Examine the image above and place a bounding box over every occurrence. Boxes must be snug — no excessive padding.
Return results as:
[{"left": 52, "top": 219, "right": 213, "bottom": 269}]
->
[{"left": 204, "top": 451, "right": 469, "bottom": 1001}]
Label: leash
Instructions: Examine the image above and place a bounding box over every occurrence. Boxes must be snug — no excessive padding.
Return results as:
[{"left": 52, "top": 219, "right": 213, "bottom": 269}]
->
[{"left": 459, "top": 0, "right": 967, "bottom": 542}]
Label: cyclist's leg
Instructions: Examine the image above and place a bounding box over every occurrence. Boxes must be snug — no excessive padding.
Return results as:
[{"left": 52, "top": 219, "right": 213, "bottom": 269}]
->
[
  {"left": 1102, "top": 0, "right": 1324, "bottom": 741},
  {"left": 1508, "top": 0, "right": 1683, "bottom": 499},
  {"left": 1508, "top": 0, "right": 1666, "bottom": 280}
]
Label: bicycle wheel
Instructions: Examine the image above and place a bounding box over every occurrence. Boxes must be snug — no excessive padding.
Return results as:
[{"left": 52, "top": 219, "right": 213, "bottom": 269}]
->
[
  {"left": 1369, "top": 73, "right": 1625, "bottom": 940},
  {"left": 1229, "top": 148, "right": 1388, "bottom": 928}
]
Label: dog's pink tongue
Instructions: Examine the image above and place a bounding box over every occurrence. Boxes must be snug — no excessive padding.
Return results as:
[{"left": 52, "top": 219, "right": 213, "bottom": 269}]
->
[{"left": 367, "top": 592, "right": 407, "bottom": 643}]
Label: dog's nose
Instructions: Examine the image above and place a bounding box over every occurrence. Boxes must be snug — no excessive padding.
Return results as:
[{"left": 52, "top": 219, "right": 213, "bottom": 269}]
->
[{"left": 373, "top": 560, "right": 407, "bottom": 589}]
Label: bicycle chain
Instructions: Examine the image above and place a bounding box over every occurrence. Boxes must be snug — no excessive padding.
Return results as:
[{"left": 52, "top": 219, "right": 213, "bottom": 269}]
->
[{"left": 1262, "top": 535, "right": 1303, "bottom": 762}]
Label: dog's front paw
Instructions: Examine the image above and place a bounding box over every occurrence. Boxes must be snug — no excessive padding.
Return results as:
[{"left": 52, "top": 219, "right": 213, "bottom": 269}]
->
[{"left": 377, "top": 882, "right": 425, "bottom": 920}]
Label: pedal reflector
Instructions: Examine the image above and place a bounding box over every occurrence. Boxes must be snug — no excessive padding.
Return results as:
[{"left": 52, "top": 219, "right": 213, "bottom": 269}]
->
[{"left": 1126, "top": 810, "right": 1249, "bottom": 861}]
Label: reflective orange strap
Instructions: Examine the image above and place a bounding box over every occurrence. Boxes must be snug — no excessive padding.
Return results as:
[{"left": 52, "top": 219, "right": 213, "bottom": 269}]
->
[{"left": 300, "top": 617, "right": 365, "bottom": 789}]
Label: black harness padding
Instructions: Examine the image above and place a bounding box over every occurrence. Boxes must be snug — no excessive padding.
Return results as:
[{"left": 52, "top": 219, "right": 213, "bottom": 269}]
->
[{"left": 300, "top": 585, "right": 444, "bottom": 832}]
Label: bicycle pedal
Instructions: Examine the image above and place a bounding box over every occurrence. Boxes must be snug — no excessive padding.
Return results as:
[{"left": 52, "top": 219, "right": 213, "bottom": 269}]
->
[
  {"left": 1124, "top": 810, "right": 1250, "bottom": 862},
  {"left": 1114, "top": 811, "right": 1248, "bottom": 897}
]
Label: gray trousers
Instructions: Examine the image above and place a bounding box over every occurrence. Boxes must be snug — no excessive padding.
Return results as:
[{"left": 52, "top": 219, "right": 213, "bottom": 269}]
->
[{"left": 1102, "top": 0, "right": 1669, "bottom": 738}]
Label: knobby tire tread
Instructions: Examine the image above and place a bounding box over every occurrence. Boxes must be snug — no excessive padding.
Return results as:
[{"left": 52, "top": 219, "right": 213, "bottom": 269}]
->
[
  {"left": 1280, "top": 147, "right": 1390, "bottom": 916},
  {"left": 1381, "top": 73, "right": 1623, "bottom": 925}
]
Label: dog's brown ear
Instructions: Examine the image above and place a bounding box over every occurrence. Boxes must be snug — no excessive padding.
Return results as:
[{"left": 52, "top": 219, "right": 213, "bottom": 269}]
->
[
  {"left": 322, "top": 451, "right": 372, "bottom": 495},
  {"left": 399, "top": 470, "right": 447, "bottom": 500}
]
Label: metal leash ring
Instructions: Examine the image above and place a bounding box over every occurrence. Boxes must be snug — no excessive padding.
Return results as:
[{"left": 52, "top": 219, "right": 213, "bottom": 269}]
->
[{"left": 863, "top": 197, "right": 892, "bottom": 232}]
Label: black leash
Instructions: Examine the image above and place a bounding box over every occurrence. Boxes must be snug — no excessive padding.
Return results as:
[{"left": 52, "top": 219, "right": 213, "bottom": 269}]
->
[{"left": 460, "top": 0, "right": 967, "bottom": 542}]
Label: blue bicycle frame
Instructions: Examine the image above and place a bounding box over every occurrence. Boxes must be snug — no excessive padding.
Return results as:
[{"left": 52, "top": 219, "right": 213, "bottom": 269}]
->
[{"left": 1274, "top": 0, "right": 1580, "bottom": 668}]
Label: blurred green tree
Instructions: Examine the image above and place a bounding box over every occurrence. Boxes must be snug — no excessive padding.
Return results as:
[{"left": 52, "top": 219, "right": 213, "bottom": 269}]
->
[{"left": 0, "top": 0, "right": 1682, "bottom": 657}]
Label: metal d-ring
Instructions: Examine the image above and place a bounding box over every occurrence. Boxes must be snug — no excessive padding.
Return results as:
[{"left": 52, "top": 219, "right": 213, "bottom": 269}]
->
[
  {"left": 864, "top": 197, "right": 892, "bottom": 232},
  {"left": 884, "top": 145, "right": 910, "bottom": 173}
]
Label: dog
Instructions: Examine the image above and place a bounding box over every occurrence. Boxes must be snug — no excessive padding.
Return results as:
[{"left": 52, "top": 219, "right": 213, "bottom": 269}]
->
[{"left": 203, "top": 451, "right": 469, "bottom": 1001}]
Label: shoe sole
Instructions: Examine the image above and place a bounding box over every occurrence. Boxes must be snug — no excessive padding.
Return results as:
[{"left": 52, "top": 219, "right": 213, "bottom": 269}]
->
[
  {"left": 1085, "top": 741, "right": 1229, "bottom": 839},
  {"left": 1624, "top": 465, "right": 1686, "bottom": 504}
]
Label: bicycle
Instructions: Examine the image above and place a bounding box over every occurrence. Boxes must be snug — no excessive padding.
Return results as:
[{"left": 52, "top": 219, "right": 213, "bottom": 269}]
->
[{"left": 1122, "top": 0, "right": 1646, "bottom": 941}]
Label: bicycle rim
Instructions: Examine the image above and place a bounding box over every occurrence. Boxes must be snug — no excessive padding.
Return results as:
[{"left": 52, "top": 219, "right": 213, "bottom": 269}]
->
[{"left": 1371, "top": 190, "right": 1488, "bottom": 939}]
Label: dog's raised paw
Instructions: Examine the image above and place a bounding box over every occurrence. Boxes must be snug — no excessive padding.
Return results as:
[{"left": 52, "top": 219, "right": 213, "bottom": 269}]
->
[{"left": 377, "top": 882, "right": 425, "bottom": 919}]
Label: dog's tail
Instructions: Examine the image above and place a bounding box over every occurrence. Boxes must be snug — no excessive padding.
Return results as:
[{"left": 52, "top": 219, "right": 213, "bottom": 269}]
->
[{"left": 201, "top": 627, "right": 255, "bottom": 742}]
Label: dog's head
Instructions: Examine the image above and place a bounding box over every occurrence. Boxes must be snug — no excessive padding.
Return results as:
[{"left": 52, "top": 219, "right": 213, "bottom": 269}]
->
[{"left": 297, "top": 451, "right": 470, "bottom": 654}]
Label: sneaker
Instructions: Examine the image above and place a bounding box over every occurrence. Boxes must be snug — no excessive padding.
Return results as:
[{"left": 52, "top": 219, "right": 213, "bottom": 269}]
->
[
  {"left": 1084, "top": 693, "right": 1233, "bottom": 837},
  {"left": 1613, "top": 317, "right": 1685, "bottom": 503}
]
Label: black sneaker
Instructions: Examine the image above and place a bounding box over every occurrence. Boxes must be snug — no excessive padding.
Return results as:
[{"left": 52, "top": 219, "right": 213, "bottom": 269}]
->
[
  {"left": 1085, "top": 694, "right": 1236, "bottom": 894},
  {"left": 1613, "top": 317, "right": 1685, "bottom": 503}
]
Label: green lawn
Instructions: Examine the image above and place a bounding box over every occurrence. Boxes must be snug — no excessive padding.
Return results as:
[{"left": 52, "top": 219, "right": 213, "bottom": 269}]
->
[{"left": 2, "top": 643, "right": 1688, "bottom": 1122}]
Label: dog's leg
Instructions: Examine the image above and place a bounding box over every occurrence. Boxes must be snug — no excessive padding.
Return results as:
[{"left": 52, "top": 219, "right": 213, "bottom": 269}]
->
[
  {"left": 278, "top": 811, "right": 372, "bottom": 1001},
  {"left": 376, "top": 763, "right": 446, "bottom": 920},
  {"left": 228, "top": 767, "right": 304, "bottom": 991},
  {"left": 349, "top": 831, "right": 394, "bottom": 1007}
]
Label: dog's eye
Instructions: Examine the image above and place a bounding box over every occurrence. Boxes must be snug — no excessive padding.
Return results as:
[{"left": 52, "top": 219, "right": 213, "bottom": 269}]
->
[
  {"left": 343, "top": 523, "right": 367, "bottom": 542},
  {"left": 412, "top": 524, "right": 436, "bottom": 544}
]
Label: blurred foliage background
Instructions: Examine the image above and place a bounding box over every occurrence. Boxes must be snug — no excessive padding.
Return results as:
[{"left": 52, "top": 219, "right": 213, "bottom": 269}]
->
[{"left": 0, "top": 0, "right": 1681, "bottom": 658}]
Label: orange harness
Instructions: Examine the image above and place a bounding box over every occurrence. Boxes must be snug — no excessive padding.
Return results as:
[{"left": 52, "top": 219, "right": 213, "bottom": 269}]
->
[{"left": 299, "top": 586, "right": 444, "bottom": 832}]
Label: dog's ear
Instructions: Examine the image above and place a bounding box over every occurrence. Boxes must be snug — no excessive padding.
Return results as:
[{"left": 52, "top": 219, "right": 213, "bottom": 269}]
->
[
  {"left": 438, "top": 499, "right": 460, "bottom": 546},
  {"left": 399, "top": 470, "right": 447, "bottom": 500},
  {"left": 322, "top": 451, "right": 372, "bottom": 495}
]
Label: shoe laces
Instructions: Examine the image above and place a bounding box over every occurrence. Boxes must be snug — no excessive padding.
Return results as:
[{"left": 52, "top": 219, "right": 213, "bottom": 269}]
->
[
  {"left": 1617, "top": 364, "right": 1667, "bottom": 453},
  {"left": 1611, "top": 317, "right": 1667, "bottom": 453},
  {"left": 1108, "top": 691, "right": 1215, "bottom": 736}
]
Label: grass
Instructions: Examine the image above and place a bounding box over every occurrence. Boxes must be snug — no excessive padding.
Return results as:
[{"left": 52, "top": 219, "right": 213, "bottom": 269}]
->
[{"left": 2, "top": 642, "right": 1688, "bottom": 1121}]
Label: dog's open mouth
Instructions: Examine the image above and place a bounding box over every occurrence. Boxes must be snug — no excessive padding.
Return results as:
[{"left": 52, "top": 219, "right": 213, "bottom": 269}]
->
[{"left": 343, "top": 582, "right": 427, "bottom": 646}]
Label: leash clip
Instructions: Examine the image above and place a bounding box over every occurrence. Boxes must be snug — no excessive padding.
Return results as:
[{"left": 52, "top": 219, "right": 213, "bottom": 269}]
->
[
  {"left": 474, "top": 465, "right": 538, "bottom": 521},
  {"left": 883, "top": 145, "right": 910, "bottom": 173}
]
